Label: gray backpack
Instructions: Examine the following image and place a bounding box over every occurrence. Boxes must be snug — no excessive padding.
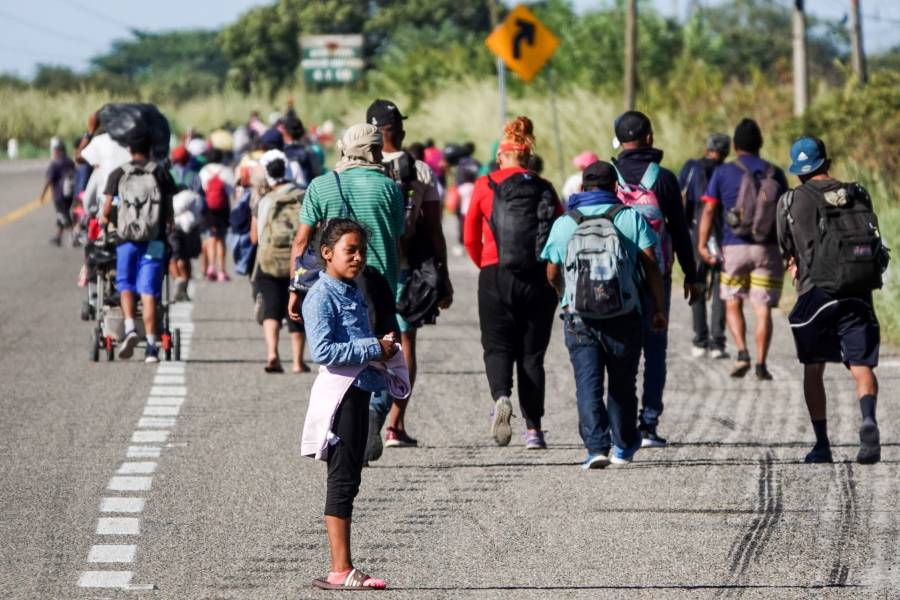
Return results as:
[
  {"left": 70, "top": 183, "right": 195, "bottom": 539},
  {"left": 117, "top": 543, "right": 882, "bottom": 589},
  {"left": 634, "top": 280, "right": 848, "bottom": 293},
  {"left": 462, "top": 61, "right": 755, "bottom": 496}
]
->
[
  {"left": 117, "top": 161, "right": 162, "bottom": 242},
  {"left": 727, "top": 159, "right": 780, "bottom": 243},
  {"left": 564, "top": 205, "right": 639, "bottom": 319}
]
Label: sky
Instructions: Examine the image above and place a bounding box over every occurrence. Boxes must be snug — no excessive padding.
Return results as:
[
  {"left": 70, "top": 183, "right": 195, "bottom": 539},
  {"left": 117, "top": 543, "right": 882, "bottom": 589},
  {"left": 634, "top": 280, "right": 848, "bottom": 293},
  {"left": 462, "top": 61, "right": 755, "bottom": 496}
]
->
[{"left": 2, "top": 0, "right": 899, "bottom": 78}]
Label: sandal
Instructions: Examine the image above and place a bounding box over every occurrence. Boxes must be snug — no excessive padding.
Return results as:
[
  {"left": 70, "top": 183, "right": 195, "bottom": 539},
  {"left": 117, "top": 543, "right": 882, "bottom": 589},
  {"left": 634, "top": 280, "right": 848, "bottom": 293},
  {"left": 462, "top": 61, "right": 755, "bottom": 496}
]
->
[
  {"left": 312, "top": 568, "right": 386, "bottom": 590},
  {"left": 264, "top": 359, "right": 284, "bottom": 374}
]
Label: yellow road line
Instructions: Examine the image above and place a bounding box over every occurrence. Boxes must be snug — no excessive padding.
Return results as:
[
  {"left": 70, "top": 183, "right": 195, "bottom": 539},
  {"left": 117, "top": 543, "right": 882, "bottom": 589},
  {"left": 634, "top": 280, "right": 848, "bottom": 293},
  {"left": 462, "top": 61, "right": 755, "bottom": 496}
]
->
[{"left": 0, "top": 197, "right": 44, "bottom": 228}]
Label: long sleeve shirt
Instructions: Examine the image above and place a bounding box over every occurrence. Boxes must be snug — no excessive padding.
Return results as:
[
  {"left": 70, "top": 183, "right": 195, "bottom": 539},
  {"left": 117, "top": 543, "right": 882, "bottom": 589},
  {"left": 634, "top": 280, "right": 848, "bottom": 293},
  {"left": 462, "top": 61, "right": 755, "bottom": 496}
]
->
[{"left": 301, "top": 272, "right": 385, "bottom": 392}]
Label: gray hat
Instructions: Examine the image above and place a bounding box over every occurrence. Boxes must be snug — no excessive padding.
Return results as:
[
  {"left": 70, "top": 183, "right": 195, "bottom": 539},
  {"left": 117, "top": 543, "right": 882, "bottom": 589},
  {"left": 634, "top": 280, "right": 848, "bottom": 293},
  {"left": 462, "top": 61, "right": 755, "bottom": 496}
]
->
[{"left": 706, "top": 133, "right": 731, "bottom": 157}]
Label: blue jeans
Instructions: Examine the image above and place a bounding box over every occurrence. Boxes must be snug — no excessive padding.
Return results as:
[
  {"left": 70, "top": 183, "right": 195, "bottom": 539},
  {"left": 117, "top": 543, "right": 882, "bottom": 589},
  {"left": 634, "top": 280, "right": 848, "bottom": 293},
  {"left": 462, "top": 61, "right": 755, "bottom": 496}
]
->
[
  {"left": 370, "top": 389, "right": 392, "bottom": 422},
  {"left": 564, "top": 313, "right": 642, "bottom": 453},
  {"left": 640, "top": 277, "right": 672, "bottom": 428}
]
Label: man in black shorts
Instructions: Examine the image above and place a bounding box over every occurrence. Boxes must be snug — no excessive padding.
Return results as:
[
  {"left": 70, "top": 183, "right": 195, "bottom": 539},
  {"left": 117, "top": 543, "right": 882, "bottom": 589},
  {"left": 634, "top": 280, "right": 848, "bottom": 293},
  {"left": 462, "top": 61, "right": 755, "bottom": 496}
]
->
[{"left": 777, "top": 136, "right": 886, "bottom": 464}]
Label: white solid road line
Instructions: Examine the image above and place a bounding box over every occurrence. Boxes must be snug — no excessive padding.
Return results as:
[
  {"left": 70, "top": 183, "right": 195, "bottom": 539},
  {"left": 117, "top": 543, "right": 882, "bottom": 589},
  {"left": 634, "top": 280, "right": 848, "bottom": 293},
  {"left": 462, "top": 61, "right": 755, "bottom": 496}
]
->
[
  {"left": 79, "top": 302, "right": 195, "bottom": 589},
  {"left": 100, "top": 497, "right": 145, "bottom": 513},
  {"left": 88, "top": 544, "right": 137, "bottom": 563},
  {"left": 78, "top": 571, "right": 134, "bottom": 588},
  {"left": 96, "top": 518, "right": 140, "bottom": 535}
]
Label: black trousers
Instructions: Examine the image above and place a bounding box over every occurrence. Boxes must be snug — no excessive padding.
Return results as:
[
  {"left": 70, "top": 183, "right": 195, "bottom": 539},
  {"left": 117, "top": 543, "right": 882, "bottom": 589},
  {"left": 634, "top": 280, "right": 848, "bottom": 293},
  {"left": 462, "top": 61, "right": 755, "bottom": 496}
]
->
[
  {"left": 477, "top": 265, "right": 558, "bottom": 430},
  {"left": 325, "top": 386, "right": 370, "bottom": 519}
]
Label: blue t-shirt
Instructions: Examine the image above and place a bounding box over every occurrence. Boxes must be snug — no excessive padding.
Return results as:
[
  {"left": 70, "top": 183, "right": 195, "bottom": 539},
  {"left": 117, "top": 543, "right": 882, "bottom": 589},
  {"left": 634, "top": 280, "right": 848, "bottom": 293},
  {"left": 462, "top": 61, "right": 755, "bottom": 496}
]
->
[
  {"left": 702, "top": 155, "right": 788, "bottom": 246},
  {"left": 540, "top": 203, "right": 657, "bottom": 308}
]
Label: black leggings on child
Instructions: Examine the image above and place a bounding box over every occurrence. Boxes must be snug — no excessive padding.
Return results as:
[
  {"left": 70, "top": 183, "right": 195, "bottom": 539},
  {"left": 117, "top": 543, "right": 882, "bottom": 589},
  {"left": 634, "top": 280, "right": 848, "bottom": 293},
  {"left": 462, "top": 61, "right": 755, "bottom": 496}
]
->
[{"left": 325, "top": 385, "right": 370, "bottom": 519}]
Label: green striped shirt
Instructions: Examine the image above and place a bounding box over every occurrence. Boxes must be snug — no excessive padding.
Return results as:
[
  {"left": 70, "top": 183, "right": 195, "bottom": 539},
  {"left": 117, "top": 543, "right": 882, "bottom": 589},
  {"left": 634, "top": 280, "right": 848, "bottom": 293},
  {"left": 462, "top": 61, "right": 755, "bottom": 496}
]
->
[{"left": 300, "top": 169, "right": 405, "bottom": 292}]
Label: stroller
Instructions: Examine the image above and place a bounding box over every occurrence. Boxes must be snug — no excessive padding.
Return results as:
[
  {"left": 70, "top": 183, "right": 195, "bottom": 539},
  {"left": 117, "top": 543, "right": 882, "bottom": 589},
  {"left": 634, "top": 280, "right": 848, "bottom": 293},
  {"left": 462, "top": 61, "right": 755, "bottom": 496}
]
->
[
  {"left": 81, "top": 231, "right": 116, "bottom": 322},
  {"left": 89, "top": 232, "right": 183, "bottom": 362}
]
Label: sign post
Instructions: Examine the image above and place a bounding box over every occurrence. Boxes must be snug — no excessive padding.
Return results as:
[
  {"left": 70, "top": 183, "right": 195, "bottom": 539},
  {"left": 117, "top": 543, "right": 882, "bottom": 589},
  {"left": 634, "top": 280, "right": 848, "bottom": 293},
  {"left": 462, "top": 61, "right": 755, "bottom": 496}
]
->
[
  {"left": 300, "top": 34, "right": 364, "bottom": 85},
  {"left": 486, "top": 5, "right": 563, "bottom": 181}
]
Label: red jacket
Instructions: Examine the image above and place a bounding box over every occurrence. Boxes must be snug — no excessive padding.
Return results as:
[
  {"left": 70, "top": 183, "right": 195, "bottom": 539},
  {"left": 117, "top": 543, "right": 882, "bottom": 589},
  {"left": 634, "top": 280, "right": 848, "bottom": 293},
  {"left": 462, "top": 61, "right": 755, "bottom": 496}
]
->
[{"left": 463, "top": 167, "right": 562, "bottom": 268}]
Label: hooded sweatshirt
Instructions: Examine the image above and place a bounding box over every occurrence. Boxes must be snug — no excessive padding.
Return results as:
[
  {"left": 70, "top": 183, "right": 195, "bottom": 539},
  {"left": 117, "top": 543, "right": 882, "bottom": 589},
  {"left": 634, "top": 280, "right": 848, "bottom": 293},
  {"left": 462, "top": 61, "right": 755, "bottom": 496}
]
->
[{"left": 615, "top": 147, "right": 697, "bottom": 283}]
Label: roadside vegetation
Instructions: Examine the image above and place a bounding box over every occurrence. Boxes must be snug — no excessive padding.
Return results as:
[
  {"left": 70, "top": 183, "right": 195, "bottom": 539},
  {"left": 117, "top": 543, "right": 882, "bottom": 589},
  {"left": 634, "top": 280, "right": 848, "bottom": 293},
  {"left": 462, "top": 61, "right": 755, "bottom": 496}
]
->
[{"left": 0, "top": 0, "right": 897, "bottom": 340}]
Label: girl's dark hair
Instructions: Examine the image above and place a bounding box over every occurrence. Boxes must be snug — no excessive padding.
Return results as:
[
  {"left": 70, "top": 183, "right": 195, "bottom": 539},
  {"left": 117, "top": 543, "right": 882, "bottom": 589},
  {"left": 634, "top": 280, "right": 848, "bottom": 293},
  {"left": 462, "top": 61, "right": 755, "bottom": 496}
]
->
[
  {"left": 319, "top": 218, "right": 368, "bottom": 260},
  {"left": 265, "top": 158, "right": 286, "bottom": 180}
]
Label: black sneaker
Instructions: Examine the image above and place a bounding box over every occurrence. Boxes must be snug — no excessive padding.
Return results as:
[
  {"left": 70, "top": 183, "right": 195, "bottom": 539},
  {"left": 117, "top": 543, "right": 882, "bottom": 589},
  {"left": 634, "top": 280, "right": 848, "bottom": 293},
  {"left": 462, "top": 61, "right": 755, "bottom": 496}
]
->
[
  {"left": 730, "top": 351, "right": 751, "bottom": 378},
  {"left": 118, "top": 330, "right": 140, "bottom": 360},
  {"left": 640, "top": 426, "right": 668, "bottom": 448},
  {"left": 804, "top": 444, "right": 833, "bottom": 464},
  {"left": 755, "top": 363, "right": 773, "bottom": 381},
  {"left": 857, "top": 418, "right": 881, "bottom": 465}
]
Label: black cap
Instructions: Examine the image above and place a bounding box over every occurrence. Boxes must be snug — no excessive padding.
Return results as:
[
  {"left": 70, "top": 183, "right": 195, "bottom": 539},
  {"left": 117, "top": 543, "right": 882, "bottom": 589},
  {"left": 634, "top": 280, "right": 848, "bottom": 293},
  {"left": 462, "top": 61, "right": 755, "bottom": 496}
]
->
[
  {"left": 733, "top": 118, "right": 763, "bottom": 154},
  {"left": 614, "top": 110, "right": 652, "bottom": 144},
  {"left": 581, "top": 160, "right": 617, "bottom": 191},
  {"left": 706, "top": 133, "right": 731, "bottom": 157},
  {"left": 366, "top": 99, "right": 407, "bottom": 127}
]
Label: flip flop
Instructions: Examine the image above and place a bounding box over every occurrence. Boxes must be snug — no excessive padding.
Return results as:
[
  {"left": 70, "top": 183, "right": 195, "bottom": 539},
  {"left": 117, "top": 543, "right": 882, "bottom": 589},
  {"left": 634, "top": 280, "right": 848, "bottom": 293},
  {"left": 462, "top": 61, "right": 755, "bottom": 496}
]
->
[
  {"left": 311, "top": 568, "right": 386, "bottom": 590},
  {"left": 264, "top": 360, "right": 284, "bottom": 374}
]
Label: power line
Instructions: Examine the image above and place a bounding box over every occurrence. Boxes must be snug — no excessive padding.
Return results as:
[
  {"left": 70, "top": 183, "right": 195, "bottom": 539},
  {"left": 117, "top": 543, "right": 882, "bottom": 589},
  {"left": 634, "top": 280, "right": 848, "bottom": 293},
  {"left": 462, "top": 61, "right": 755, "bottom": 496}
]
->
[
  {"left": 0, "top": 7, "right": 97, "bottom": 47},
  {"left": 46, "top": 0, "right": 132, "bottom": 30}
]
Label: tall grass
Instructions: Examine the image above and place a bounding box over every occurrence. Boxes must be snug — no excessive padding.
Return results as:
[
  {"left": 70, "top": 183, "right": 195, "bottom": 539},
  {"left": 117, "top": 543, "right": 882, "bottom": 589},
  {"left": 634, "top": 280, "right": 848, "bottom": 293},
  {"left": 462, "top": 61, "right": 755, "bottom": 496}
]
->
[{"left": 1, "top": 78, "right": 897, "bottom": 342}]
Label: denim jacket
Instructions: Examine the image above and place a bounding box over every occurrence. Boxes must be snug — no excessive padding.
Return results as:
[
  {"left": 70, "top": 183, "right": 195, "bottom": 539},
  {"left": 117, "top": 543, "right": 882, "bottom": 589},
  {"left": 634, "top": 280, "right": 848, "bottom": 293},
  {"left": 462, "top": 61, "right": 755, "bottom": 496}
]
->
[{"left": 301, "top": 272, "right": 386, "bottom": 392}]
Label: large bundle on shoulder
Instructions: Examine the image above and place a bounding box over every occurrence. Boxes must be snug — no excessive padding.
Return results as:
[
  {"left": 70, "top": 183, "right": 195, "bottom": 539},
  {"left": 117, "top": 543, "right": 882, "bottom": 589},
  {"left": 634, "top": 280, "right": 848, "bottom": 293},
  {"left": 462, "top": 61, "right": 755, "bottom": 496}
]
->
[{"left": 98, "top": 103, "right": 171, "bottom": 161}]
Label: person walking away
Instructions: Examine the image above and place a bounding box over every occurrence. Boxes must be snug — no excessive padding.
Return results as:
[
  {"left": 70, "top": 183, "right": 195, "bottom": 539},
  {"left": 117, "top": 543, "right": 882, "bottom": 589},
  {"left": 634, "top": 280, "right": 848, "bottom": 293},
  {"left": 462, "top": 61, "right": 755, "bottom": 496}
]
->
[
  {"left": 169, "top": 189, "right": 202, "bottom": 301},
  {"left": 300, "top": 219, "right": 406, "bottom": 590},
  {"left": 464, "top": 116, "right": 562, "bottom": 450},
  {"left": 561, "top": 151, "right": 600, "bottom": 207},
  {"left": 543, "top": 161, "right": 667, "bottom": 467},
  {"left": 101, "top": 129, "right": 176, "bottom": 362},
  {"left": 80, "top": 112, "right": 131, "bottom": 219},
  {"left": 279, "top": 115, "right": 321, "bottom": 189},
  {"left": 41, "top": 141, "right": 76, "bottom": 247},
  {"left": 199, "top": 148, "right": 234, "bottom": 282},
  {"left": 250, "top": 150, "right": 309, "bottom": 374},
  {"left": 288, "top": 123, "right": 405, "bottom": 354},
  {"left": 777, "top": 137, "right": 888, "bottom": 464},
  {"left": 170, "top": 144, "right": 201, "bottom": 194},
  {"left": 612, "top": 111, "right": 703, "bottom": 448},
  {"left": 366, "top": 98, "right": 454, "bottom": 454},
  {"left": 680, "top": 133, "right": 731, "bottom": 358},
  {"left": 697, "top": 118, "right": 788, "bottom": 380}
]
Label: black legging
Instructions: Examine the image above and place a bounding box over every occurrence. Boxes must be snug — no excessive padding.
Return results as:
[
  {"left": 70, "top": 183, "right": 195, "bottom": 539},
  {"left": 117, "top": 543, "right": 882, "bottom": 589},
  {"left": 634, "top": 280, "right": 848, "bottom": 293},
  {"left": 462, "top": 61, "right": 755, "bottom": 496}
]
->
[
  {"left": 477, "top": 264, "right": 558, "bottom": 430},
  {"left": 325, "top": 386, "right": 370, "bottom": 519}
]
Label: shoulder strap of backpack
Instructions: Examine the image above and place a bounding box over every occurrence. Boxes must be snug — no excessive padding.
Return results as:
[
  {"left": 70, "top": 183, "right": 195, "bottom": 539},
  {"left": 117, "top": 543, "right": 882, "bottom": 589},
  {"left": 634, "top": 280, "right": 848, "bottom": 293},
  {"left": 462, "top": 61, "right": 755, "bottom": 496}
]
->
[
  {"left": 639, "top": 163, "right": 660, "bottom": 190},
  {"left": 332, "top": 171, "right": 353, "bottom": 218},
  {"left": 566, "top": 209, "right": 584, "bottom": 224},
  {"left": 611, "top": 162, "right": 629, "bottom": 188},
  {"left": 732, "top": 158, "right": 750, "bottom": 175},
  {"left": 605, "top": 203, "right": 629, "bottom": 221}
]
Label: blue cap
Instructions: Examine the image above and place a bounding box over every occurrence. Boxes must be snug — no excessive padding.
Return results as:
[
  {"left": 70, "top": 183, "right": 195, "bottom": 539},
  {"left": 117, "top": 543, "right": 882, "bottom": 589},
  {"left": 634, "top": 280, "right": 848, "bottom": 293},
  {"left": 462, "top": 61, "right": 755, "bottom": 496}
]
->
[{"left": 788, "top": 136, "right": 827, "bottom": 175}]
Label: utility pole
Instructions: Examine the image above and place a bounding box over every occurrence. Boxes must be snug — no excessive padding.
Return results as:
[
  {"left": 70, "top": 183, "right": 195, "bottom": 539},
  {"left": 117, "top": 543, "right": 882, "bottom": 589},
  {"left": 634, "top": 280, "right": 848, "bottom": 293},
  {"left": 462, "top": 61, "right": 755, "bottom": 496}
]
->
[
  {"left": 850, "top": 0, "right": 868, "bottom": 85},
  {"left": 792, "top": 0, "right": 809, "bottom": 116},
  {"left": 487, "top": 0, "right": 507, "bottom": 127},
  {"left": 624, "top": 0, "right": 637, "bottom": 110}
]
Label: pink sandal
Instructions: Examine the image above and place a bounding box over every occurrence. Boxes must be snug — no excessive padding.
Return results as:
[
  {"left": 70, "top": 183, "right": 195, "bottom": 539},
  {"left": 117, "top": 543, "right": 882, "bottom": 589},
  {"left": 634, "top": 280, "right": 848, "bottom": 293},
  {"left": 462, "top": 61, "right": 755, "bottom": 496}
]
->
[{"left": 312, "top": 568, "right": 386, "bottom": 590}]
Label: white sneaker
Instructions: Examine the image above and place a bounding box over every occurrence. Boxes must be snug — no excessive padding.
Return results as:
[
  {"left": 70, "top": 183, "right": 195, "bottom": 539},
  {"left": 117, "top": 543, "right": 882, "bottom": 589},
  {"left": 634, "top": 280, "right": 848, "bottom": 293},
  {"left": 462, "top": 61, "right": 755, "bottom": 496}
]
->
[
  {"left": 691, "top": 346, "right": 707, "bottom": 358},
  {"left": 710, "top": 348, "right": 729, "bottom": 360},
  {"left": 490, "top": 397, "right": 513, "bottom": 447}
]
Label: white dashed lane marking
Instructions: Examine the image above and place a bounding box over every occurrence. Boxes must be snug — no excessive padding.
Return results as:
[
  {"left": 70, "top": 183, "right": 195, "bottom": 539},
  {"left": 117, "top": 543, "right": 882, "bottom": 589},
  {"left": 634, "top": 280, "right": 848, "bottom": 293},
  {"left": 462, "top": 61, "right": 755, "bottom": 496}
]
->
[
  {"left": 100, "top": 497, "right": 145, "bottom": 513},
  {"left": 78, "top": 302, "right": 194, "bottom": 589},
  {"left": 88, "top": 544, "right": 137, "bottom": 563}
]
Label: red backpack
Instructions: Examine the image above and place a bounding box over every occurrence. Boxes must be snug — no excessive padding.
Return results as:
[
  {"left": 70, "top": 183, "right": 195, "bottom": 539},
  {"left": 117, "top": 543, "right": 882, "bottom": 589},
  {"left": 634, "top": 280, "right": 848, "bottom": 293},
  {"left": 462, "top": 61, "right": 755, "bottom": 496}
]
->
[{"left": 205, "top": 173, "right": 228, "bottom": 212}]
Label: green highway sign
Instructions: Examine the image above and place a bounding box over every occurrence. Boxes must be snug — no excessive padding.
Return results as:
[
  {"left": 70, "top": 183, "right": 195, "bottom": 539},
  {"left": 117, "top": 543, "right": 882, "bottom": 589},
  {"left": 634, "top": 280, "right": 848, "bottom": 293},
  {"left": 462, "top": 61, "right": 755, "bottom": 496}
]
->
[{"left": 300, "top": 34, "right": 364, "bottom": 85}]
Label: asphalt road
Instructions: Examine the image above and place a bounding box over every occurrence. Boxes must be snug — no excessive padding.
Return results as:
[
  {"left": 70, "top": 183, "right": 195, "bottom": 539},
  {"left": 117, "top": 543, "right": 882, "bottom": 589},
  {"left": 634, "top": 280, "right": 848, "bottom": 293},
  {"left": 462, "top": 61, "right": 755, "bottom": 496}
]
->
[{"left": 1, "top": 163, "right": 899, "bottom": 599}]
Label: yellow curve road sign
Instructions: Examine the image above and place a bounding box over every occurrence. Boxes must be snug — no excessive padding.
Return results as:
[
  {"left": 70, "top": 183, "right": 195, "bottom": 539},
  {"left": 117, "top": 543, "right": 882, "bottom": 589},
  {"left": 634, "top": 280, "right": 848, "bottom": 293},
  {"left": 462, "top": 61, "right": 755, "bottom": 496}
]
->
[{"left": 486, "top": 4, "right": 559, "bottom": 83}]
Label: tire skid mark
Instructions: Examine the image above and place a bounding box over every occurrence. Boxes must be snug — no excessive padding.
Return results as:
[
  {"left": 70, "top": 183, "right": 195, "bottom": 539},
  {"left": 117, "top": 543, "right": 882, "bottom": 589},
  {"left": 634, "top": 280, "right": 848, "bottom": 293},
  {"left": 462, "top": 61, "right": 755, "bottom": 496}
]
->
[
  {"left": 720, "top": 452, "right": 783, "bottom": 597},
  {"left": 827, "top": 463, "right": 857, "bottom": 587}
]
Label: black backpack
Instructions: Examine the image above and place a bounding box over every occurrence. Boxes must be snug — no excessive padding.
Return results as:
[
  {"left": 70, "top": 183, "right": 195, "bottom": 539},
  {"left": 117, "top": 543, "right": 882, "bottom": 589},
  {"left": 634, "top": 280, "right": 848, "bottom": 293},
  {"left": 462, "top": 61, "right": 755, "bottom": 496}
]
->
[
  {"left": 487, "top": 172, "right": 557, "bottom": 271},
  {"left": 789, "top": 182, "right": 889, "bottom": 295}
]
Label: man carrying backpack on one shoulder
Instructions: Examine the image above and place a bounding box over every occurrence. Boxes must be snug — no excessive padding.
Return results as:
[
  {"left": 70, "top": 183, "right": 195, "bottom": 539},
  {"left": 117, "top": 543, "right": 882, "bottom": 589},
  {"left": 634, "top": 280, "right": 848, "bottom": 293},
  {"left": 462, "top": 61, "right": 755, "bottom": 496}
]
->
[
  {"left": 777, "top": 137, "right": 889, "bottom": 465},
  {"left": 542, "top": 161, "right": 667, "bottom": 468},
  {"left": 101, "top": 128, "right": 176, "bottom": 363},
  {"left": 679, "top": 133, "right": 731, "bottom": 359},
  {"left": 697, "top": 118, "right": 788, "bottom": 381},
  {"left": 612, "top": 111, "right": 702, "bottom": 448}
]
